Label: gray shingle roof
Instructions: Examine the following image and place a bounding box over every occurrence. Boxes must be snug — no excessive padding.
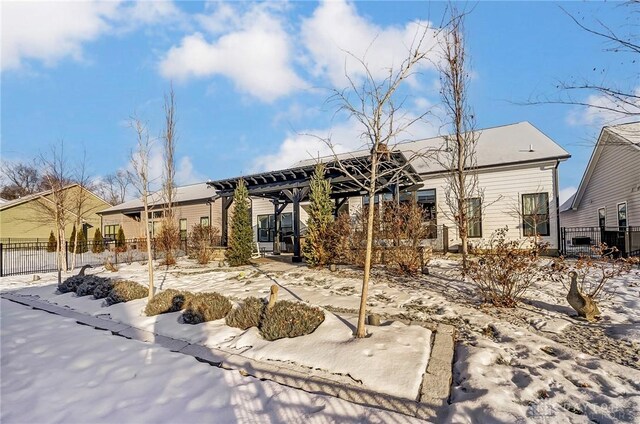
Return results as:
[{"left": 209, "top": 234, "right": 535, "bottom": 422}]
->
[{"left": 99, "top": 182, "right": 216, "bottom": 214}]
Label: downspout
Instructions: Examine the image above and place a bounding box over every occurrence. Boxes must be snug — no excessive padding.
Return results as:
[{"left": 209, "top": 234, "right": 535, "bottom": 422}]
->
[{"left": 554, "top": 160, "right": 561, "bottom": 255}]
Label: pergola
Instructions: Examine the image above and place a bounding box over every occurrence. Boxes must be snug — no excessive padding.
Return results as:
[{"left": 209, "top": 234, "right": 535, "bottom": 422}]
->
[{"left": 207, "top": 152, "right": 422, "bottom": 262}]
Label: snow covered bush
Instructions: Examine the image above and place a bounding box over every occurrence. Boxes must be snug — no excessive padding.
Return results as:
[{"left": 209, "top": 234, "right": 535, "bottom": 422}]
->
[
  {"left": 93, "top": 279, "right": 115, "bottom": 299},
  {"left": 260, "top": 301, "right": 325, "bottom": 341},
  {"left": 145, "top": 289, "right": 192, "bottom": 316},
  {"left": 76, "top": 276, "right": 112, "bottom": 297},
  {"left": 182, "top": 292, "right": 232, "bottom": 324},
  {"left": 105, "top": 280, "right": 147, "bottom": 306},
  {"left": 467, "top": 227, "right": 549, "bottom": 307},
  {"left": 225, "top": 297, "right": 266, "bottom": 330}
]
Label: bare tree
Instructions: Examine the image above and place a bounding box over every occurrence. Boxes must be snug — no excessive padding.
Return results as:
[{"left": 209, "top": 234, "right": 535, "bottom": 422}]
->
[
  {"left": 436, "top": 7, "right": 478, "bottom": 271},
  {"left": 97, "top": 170, "right": 130, "bottom": 205},
  {"left": 158, "top": 85, "right": 180, "bottom": 265},
  {"left": 322, "top": 26, "right": 440, "bottom": 338},
  {"left": 0, "top": 160, "right": 41, "bottom": 200},
  {"left": 128, "top": 117, "right": 155, "bottom": 299}
]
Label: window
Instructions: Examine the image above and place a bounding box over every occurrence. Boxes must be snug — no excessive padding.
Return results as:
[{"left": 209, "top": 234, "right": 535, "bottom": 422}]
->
[
  {"left": 200, "top": 216, "right": 209, "bottom": 227},
  {"left": 618, "top": 202, "right": 627, "bottom": 228},
  {"left": 179, "top": 219, "right": 187, "bottom": 241},
  {"left": 257, "top": 213, "right": 293, "bottom": 242},
  {"left": 522, "top": 193, "right": 549, "bottom": 237},
  {"left": 598, "top": 208, "right": 606, "bottom": 228},
  {"left": 467, "top": 198, "right": 482, "bottom": 238},
  {"left": 417, "top": 189, "right": 437, "bottom": 239},
  {"left": 104, "top": 224, "right": 120, "bottom": 240},
  {"left": 148, "top": 210, "right": 164, "bottom": 219},
  {"left": 362, "top": 193, "right": 393, "bottom": 205}
]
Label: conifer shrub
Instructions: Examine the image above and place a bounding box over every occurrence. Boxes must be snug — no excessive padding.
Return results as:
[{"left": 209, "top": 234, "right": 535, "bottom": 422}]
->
[
  {"left": 92, "top": 228, "right": 105, "bottom": 253},
  {"left": 93, "top": 279, "right": 115, "bottom": 299},
  {"left": 47, "top": 231, "right": 57, "bottom": 252},
  {"left": 75, "top": 276, "right": 111, "bottom": 297},
  {"left": 303, "top": 163, "right": 334, "bottom": 267},
  {"left": 145, "top": 288, "right": 192, "bottom": 316},
  {"left": 225, "top": 179, "right": 253, "bottom": 266},
  {"left": 225, "top": 297, "right": 266, "bottom": 330},
  {"left": 260, "top": 301, "right": 325, "bottom": 341},
  {"left": 76, "top": 229, "right": 88, "bottom": 253},
  {"left": 68, "top": 225, "right": 77, "bottom": 252},
  {"left": 182, "top": 292, "right": 232, "bottom": 324},
  {"left": 58, "top": 274, "right": 84, "bottom": 294},
  {"left": 105, "top": 280, "right": 147, "bottom": 306},
  {"left": 115, "top": 227, "right": 127, "bottom": 252}
]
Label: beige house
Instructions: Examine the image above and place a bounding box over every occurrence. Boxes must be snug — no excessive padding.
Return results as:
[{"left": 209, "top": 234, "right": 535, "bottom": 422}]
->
[
  {"left": 0, "top": 184, "right": 111, "bottom": 242},
  {"left": 98, "top": 183, "right": 220, "bottom": 241}
]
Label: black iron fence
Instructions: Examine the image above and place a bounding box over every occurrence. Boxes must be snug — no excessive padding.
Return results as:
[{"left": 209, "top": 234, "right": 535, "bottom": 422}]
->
[
  {"left": 560, "top": 226, "right": 640, "bottom": 258},
  {"left": 0, "top": 236, "right": 223, "bottom": 277}
]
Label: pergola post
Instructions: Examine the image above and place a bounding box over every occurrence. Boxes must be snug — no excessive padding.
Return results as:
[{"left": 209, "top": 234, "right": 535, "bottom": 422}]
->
[
  {"left": 220, "top": 196, "right": 233, "bottom": 247},
  {"left": 283, "top": 187, "right": 309, "bottom": 263},
  {"left": 272, "top": 200, "right": 287, "bottom": 255}
]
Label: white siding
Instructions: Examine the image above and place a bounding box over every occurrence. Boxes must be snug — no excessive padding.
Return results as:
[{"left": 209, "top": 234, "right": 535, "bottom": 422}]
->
[
  {"left": 561, "top": 137, "right": 640, "bottom": 228},
  {"left": 251, "top": 197, "right": 309, "bottom": 251}
]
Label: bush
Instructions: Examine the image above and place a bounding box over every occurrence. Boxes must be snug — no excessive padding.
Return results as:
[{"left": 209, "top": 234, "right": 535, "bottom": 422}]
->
[
  {"left": 188, "top": 224, "right": 220, "bottom": 265},
  {"left": 75, "top": 276, "right": 111, "bottom": 297},
  {"left": 47, "top": 231, "right": 57, "bottom": 252},
  {"left": 58, "top": 274, "right": 85, "bottom": 294},
  {"left": 93, "top": 279, "right": 115, "bottom": 299},
  {"left": 76, "top": 229, "right": 88, "bottom": 254},
  {"left": 260, "top": 301, "right": 325, "bottom": 341},
  {"left": 303, "top": 163, "right": 334, "bottom": 267},
  {"left": 225, "top": 179, "right": 253, "bottom": 266},
  {"left": 145, "top": 289, "right": 192, "bottom": 316},
  {"left": 105, "top": 280, "right": 147, "bottom": 306},
  {"left": 182, "top": 292, "right": 232, "bottom": 324},
  {"left": 68, "top": 225, "right": 77, "bottom": 253},
  {"left": 226, "top": 297, "right": 266, "bottom": 330},
  {"left": 92, "top": 228, "right": 105, "bottom": 253},
  {"left": 157, "top": 218, "right": 180, "bottom": 266},
  {"left": 116, "top": 228, "right": 127, "bottom": 252},
  {"left": 467, "top": 227, "right": 551, "bottom": 307}
]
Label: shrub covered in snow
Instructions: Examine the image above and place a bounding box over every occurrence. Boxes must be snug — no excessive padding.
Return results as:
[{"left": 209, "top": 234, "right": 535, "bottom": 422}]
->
[
  {"left": 260, "top": 301, "right": 325, "bottom": 341},
  {"left": 182, "top": 292, "right": 232, "bottom": 324},
  {"left": 76, "top": 276, "right": 112, "bottom": 297},
  {"left": 93, "top": 279, "right": 115, "bottom": 299},
  {"left": 145, "top": 289, "right": 192, "bottom": 316},
  {"left": 225, "top": 297, "right": 265, "bottom": 330},
  {"left": 105, "top": 280, "right": 147, "bottom": 306}
]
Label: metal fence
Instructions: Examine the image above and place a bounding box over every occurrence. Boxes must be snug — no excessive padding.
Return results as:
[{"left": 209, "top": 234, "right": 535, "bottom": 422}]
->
[
  {"left": 560, "top": 226, "right": 640, "bottom": 258},
  {"left": 0, "top": 237, "right": 222, "bottom": 277}
]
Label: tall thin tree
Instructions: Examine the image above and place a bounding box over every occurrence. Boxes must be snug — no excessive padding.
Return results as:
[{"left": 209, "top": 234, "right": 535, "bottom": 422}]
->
[{"left": 303, "top": 163, "right": 334, "bottom": 267}]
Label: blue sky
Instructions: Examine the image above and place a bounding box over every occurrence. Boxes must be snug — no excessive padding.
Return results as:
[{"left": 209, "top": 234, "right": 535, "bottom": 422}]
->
[{"left": 1, "top": 1, "right": 637, "bottom": 203}]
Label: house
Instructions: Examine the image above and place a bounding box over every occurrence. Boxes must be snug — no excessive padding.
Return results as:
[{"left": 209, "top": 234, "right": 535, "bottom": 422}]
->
[
  {"left": 97, "top": 182, "right": 220, "bottom": 241},
  {"left": 0, "top": 184, "right": 111, "bottom": 241},
  {"left": 210, "top": 121, "right": 571, "bottom": 256},
  {"left": 559, "top": 122, "right": 640, "bottom": 256}
]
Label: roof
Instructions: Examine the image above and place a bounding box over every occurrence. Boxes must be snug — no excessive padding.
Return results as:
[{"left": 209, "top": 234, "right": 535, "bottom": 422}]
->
[
  {"left": 563, "top": 121, "right": 640, "bottom": 212},
  {"left": 296, "top": 121, "right": 570, "bottom": 173},
  {"left": 0, "top": 184, "right": 108, "bottom": 211},
  {"left": 99, "top": 182, "right": 216, "bottom": 214},
  {"left": 208, "top": 151, "right": 422, "bottom": 200}
]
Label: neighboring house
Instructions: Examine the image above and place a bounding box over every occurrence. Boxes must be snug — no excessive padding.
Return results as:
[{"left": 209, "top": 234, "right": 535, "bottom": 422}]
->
[
  {"left": 0, "top": 184, "right": 111, "bottom": 241},
  {"left": 560, "top": 122, "right": 640, "bottom": 228},
  {"left": 98, "top": 182, "right": 219, "bottom": 240},
  {"left": 210, "top": 121, "right": 570, "bottom": 254}
]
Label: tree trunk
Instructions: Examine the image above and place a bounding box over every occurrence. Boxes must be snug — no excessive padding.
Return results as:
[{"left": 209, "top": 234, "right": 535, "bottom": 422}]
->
[
  {"left": 356, "top": 155, "right": 378, "bottom": 338},
  {"left": 143, "top": 202, "right": 154, "bottom": 299}
]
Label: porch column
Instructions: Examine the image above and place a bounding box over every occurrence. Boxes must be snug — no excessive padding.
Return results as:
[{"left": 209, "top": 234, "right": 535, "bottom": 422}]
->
[
  {"left": 334, "top": 197, "right": 348, "bottom": 217},
  {"left": 220, "top": 196, "right": 233, "bottom": 247},
  {"left": 283, "top": 187, "right": 309, "bottom": 263},
  {"left": 272, "top": 200, "right": 287, "bottom": 255}
]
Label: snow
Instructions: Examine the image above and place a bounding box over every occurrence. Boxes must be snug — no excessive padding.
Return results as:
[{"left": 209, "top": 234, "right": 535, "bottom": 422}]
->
[
  {"left": 0, "top": 299, "right": 421, "bottom": 424},
  {"left": 3, "top": 256, "right": 640, "bottom": 422}
]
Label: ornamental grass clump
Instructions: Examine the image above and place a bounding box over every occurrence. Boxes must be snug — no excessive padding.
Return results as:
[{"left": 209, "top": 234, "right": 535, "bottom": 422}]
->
[
  {"left": 182, "top": 292, "right": 232, "bottom": 324},
  {"left": 105, "top": 280, "right": 147, "bottom": 306},
  {"left": 75, "top": 276, "right": 112, "bottom": 297},
  {"left": 260, "top": 301, "right": 325, "bottom": 341},
  {"left": 225, "top": 297, "right": 266, "bottom": 330},
  {"left": 145, "top": 289, "right": 192, "bottom": 316}
]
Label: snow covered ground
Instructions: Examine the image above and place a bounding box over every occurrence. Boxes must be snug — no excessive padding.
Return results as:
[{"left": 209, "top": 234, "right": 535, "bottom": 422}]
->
[
  {"left": 0, "top": 299, "right": 420, "bottom": 424},
  {"left": 2, "top": 256, "right": 640, "bottom": 423}
]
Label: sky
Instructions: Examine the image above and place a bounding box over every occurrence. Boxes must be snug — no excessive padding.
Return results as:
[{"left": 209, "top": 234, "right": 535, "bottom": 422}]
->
[{"left": 1, "top": 0, "right": 638, "bottom": 203}]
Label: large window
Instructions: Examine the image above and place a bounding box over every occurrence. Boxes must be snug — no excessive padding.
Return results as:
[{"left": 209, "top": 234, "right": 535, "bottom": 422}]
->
[
  {"left": 104, "top": 224, "right": 120, "bottom": 240},
  {"left": 200, "top": 216, "right": 209, "bottom": 227},
  {"left": 417, "top": 189, "right": 437, "bottom": 239},
  {"left": 257, "top": 213, "right": 293, "bottom": 242},
  {"left": 598, "top": 208, "right": 606, "bottom": 228},
  {"left": 467, "top": 198, "right": 482, "bottom": 238},
  {"left": 618, "top": 202, "right": 627, "bottom": 228},
  {"left": 522, "top": 193, "right": 549, "bottom": 237}
]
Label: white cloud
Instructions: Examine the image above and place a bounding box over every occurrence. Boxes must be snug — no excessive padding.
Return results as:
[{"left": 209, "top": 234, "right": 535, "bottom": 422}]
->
[
  {"left": 559, "top": 186, "right": 577, "bottom": 205},
  {"left": 1, "top": 0, "right": 183, "bottom": 71},
  {"left": 159, "top": 3, "right": 305, "bottom": 102},
  {"left": 566, "top": 87, "right": 640, "bottom": 127},
  {"left": 175, "top": 156, "right": 205, "bottom": 186},
  {"left": 300, "top": 0, "right": 441, "bottom": 88}
]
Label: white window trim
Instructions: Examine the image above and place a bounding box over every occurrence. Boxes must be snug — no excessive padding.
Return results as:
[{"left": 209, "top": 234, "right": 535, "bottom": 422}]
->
[{"left": 617, "top": 201, "right": 628, "bottom": 228}]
